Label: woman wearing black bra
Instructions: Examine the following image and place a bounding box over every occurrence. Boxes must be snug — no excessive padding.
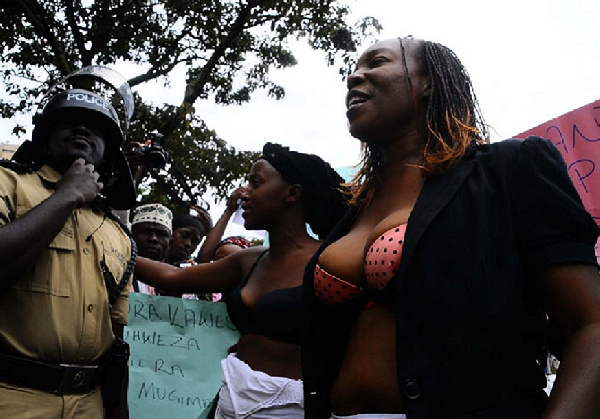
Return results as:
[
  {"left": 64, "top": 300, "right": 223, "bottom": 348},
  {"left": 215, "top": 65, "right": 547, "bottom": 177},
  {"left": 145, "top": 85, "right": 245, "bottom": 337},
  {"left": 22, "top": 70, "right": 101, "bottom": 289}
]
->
[
  {"left": 134, "top": 142, "right": 347, "bottom": 418},
  {"left": 302, "top": 37, "right": 600, "bottom": 418}
]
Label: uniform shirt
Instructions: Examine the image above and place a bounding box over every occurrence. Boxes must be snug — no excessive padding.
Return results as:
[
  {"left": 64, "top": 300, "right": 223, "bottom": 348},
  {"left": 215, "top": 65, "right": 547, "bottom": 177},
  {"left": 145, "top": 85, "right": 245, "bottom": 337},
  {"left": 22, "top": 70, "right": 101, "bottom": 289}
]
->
[{"left": 0, "top": 164, "right": 131, "bottom": 364}]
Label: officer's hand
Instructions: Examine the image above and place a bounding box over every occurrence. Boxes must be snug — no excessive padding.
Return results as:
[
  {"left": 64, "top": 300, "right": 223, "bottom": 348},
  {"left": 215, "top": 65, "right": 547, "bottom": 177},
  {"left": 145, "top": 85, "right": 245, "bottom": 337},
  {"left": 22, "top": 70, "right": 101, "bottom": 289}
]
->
[{"left": 55, "top": 158, "right": 103, "bottom": 207}]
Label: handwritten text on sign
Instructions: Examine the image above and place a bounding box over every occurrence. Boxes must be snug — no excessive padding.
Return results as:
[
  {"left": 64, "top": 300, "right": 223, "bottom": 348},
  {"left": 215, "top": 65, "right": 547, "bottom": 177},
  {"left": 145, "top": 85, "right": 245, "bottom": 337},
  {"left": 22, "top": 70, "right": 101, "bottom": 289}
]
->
[{"left": 125, "top": 293, "right": 240, "bottom": 419}]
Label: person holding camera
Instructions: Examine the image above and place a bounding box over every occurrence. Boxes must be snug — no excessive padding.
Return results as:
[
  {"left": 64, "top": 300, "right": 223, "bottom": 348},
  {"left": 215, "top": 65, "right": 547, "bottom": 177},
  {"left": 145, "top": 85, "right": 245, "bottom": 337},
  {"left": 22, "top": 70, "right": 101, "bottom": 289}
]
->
[
  {"left": 124, "top": 132, "right": 170, "bottom": 186},
  {"left": 0, "top": 87, "right": 136, "bottom": 418}
]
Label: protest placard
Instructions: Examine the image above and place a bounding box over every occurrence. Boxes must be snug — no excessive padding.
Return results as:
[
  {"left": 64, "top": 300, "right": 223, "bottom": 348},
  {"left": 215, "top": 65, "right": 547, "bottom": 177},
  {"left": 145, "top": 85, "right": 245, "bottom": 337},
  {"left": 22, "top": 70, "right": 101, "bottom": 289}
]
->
[{"left": 125, "top": 293, "right": 240, "bottom": 418}]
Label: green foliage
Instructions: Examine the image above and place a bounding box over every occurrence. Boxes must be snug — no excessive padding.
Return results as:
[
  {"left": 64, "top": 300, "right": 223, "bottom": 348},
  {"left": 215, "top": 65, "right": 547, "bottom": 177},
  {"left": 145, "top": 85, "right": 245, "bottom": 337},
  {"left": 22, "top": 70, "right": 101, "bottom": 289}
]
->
[
  {"left": 0, "top": 0, "right": 380, "bottom": 211},
  {"left": 130, "top": 99, "right": 260, "bottom": 211}
]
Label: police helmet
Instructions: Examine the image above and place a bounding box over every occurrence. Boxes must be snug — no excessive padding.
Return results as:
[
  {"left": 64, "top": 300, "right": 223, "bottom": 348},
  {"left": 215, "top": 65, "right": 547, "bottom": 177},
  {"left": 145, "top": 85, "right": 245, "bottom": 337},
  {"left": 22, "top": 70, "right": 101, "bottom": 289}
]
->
[
  {"left": 32, "top": 88, "right": 124, "bottom": 149},
  {"left": 16, "top": 88, "right": 136, "bottom": 210}
]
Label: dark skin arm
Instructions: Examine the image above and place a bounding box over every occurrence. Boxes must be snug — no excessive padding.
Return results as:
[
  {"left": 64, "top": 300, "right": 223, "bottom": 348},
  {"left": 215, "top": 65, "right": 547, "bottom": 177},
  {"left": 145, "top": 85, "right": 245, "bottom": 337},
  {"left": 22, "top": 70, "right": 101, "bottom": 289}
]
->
[
  {"left": 196, "top": 187, "right": 244, "bottom": 263},
  {"left": 0, "top": 158, "right": 102, "bottom": 288},
  {"left": 538, "top": 263, "right": 600, "bottom": 419},
  {"left": 134, "top": 247, "right": 262, "bottom": 295}
]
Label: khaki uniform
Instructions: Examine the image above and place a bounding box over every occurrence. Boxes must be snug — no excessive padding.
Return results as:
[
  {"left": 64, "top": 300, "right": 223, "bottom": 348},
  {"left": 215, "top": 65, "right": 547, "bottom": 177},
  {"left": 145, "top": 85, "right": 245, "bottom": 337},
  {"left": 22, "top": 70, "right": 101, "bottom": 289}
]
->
[{"left": 0, "top": 164, "right": 132, "bottom": 417}]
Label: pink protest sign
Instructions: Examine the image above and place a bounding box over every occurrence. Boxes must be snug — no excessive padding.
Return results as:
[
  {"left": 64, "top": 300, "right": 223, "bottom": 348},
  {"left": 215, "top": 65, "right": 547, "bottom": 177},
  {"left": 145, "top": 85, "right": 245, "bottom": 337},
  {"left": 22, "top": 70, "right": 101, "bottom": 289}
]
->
[{"left": 515, "top": 99, "right": 600, "bottom": 260}]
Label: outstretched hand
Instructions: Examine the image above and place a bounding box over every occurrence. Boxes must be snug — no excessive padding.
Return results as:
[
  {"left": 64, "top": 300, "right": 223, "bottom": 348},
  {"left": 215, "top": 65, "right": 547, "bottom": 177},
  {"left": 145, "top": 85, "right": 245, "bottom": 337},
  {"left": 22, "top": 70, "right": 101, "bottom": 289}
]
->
[{"left": 55, "top": 158, "right": 103, "bottom": 208}]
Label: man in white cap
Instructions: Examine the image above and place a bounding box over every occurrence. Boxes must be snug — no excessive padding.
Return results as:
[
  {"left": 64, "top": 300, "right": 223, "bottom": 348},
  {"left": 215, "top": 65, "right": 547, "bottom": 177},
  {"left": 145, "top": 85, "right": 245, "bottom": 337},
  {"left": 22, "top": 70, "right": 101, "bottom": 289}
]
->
[{"left": 130, "top": 203, "right": 172, "bottom": 295}]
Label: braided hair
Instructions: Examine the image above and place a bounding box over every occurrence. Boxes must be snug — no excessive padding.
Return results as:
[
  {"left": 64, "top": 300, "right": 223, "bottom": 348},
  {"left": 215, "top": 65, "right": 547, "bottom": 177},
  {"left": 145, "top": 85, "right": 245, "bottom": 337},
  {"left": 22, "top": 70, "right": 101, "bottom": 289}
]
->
[
  {"left": 348, "top": 37, "right": 488, "bottom": 207},
  {"left": 419, "top": 39, "right": 488, "bottom": 173}
]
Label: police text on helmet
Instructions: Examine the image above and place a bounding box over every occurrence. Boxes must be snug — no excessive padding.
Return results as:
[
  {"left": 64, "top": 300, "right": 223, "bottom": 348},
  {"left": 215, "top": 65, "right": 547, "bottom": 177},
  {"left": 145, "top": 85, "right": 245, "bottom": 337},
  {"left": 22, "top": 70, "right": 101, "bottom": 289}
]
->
[{"left": 66, "top": 92, "right": 111, "bottom": 112}]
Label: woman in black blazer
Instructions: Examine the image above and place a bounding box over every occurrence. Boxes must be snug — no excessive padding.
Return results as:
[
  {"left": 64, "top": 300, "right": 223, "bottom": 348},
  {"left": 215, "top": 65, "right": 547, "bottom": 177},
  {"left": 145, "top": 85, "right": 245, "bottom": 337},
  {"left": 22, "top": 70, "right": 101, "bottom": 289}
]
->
[{"left": 302, "top": 36, "right": 600, "bottom": 419}]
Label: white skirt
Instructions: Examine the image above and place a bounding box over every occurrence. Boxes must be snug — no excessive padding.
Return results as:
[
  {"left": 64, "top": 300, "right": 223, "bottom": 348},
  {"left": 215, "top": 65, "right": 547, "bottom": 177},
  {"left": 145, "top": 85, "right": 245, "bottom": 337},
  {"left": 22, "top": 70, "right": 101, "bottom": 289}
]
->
[{"left": 215, "top": 353, "right": 304, "bottom": 419}]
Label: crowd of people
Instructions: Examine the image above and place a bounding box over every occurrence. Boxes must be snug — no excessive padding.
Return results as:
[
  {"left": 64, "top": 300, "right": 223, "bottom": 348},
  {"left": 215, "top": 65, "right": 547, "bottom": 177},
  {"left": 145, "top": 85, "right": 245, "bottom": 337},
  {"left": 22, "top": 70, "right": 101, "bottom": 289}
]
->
[{"left": 0, "top": 35, "right": 599, "bottom": 419}]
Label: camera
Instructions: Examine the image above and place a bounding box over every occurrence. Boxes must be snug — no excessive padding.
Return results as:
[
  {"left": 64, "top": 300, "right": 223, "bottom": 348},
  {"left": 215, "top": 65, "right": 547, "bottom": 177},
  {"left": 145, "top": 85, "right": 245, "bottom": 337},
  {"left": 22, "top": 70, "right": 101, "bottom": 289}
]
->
[{"left": 140, "top": 131, "right": 170, "bottom": 169}]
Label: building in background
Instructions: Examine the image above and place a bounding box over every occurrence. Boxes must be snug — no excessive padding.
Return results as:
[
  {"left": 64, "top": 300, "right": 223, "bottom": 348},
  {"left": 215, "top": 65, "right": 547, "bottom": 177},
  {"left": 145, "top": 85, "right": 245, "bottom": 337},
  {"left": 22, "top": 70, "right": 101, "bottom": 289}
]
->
[{"left": 0, "top": 143, "right": 17, "bottom": 160}]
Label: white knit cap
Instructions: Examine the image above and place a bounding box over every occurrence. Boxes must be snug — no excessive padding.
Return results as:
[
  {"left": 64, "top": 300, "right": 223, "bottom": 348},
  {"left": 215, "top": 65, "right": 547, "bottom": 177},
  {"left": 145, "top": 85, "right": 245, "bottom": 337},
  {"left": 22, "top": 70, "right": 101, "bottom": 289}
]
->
[{"left": 131, "top": 204, "right": 173, "bottom": 233}]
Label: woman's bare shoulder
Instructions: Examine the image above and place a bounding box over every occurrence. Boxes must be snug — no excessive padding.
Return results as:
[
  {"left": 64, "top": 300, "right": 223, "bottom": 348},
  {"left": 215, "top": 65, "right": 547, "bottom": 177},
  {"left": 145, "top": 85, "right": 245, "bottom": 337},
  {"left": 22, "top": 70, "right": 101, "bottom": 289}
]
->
[{"left": 228, "top": 245, "right": 268, "bottom": 265}]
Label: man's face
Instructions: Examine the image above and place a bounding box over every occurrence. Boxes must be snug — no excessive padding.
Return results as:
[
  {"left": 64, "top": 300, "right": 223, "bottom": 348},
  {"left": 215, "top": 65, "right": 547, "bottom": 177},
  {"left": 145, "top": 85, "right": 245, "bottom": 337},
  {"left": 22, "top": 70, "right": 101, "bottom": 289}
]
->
[
  {"left": 168, "top": 226, "right": 203, "bottom": 263},
  {"left": 45, "top": 112, "right": 108, "bottom": 173},
  {"left": 131, "top": 222, "right": 171, "bottom": 261}
]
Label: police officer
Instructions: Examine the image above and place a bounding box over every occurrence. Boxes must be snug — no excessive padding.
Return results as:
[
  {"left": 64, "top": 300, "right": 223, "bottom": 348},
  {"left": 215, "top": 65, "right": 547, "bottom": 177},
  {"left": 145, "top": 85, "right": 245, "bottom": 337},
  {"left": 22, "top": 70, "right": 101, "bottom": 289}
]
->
[{"left": 0, "top": 88, "right": 136, "bottom": 417}]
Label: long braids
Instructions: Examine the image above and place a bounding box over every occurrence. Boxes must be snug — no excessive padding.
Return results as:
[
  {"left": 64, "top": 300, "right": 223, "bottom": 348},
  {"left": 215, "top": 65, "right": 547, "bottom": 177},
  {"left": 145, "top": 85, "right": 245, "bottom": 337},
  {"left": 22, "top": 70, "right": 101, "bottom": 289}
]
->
[
  {"left": 346, "top": 144, "right": 381, "bottom": 207},
  {"left": 421, "top": 40, "right": 488, "bottom": 175}
]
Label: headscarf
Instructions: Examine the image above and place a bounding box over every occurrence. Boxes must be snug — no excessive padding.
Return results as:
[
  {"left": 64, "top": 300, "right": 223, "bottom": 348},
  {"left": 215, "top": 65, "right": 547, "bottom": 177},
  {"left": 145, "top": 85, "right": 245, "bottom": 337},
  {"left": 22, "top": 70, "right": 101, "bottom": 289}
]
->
[
  {"left": 213, "top": 236, "right": 252, "bottom": 258},
  {"left": 260, "top": 142, "right": 348, "bottom": 239}
]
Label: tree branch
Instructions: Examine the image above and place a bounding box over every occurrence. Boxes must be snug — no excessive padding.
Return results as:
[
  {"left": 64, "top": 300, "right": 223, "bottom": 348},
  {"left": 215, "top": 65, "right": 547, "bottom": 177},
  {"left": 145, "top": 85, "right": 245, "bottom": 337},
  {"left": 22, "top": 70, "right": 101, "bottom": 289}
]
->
[
  {"left": 128, "top": 57, "right": 185, "bottom": 87},
  {"left": 184, "top": 1, "right": 258, "bottom": 105},
  {"left": 157, "top": 1, "right": 258, "bottom": 137},
  {"left": 22, "top": 0, "right": 72, "bottom": 75},
  {"left": 150, "top": 170, "right": 196, "bottom": 209},
  {"left": 63, "top": 0, "right": 91, "bottom": 65}
]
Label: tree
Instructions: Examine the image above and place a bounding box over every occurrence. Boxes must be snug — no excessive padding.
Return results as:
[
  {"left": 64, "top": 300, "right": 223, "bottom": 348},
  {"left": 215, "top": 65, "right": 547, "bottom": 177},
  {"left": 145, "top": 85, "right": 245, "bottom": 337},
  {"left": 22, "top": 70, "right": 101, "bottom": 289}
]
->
[{"left": 0, "top": 0, "right": 381, "bottom": 212}]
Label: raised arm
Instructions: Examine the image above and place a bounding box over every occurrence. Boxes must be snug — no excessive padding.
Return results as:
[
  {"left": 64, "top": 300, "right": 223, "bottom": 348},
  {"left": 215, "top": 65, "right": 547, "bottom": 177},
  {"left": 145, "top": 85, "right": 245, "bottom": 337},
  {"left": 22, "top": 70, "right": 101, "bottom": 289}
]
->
[
  {"left": 538, "top": 263, "right": 600, "bottom": 419},
  {"left": 0, "top": 159, "right": 102, "bottom": 288},
  {"left": 196, "top": 187, "right": 244, "bottom": 263}
]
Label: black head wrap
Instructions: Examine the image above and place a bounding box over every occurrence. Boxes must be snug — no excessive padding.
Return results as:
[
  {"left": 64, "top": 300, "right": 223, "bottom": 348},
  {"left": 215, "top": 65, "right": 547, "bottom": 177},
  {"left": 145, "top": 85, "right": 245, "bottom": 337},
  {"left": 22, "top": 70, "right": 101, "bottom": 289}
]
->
[{"left": 260, "top": 142, "right": 348, "bottom": 239}]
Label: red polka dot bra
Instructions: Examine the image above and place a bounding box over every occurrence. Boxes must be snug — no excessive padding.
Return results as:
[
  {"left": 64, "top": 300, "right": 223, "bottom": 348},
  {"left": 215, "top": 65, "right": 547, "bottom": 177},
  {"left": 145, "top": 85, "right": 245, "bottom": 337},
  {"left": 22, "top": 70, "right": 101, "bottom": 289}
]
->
[{"left": 314, "top": 224, "right": 407, "bottom": 304}]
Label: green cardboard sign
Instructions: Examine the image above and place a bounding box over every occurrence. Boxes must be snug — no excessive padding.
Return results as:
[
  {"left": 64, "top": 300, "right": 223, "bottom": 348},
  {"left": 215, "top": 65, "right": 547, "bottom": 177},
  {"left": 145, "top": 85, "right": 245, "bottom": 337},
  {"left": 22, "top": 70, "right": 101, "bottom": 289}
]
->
[{"left": 125, "top": 293, "right": 239, "bottom": 418}]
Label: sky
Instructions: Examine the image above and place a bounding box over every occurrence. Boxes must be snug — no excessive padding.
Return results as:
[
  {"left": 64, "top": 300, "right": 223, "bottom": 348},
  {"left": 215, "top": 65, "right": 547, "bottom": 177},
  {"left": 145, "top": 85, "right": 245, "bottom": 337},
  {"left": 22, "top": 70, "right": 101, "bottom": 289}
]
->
[
  {"left": 132, "top": 0, "right": 599, "bottom": 169},
  {"left": 2, "top": 0, "right": 599, "bottom": 238},
  {"left": 188, "top": 0, "right": 600, "bottom": 236}
]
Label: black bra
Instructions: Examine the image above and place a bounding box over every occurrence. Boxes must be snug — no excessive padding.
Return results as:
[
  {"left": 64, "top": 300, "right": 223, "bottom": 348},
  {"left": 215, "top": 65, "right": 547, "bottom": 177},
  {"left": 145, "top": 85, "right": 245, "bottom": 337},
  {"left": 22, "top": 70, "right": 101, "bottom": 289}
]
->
[{"left": 226, "top": 250, "right": 304, "bottom": 344}]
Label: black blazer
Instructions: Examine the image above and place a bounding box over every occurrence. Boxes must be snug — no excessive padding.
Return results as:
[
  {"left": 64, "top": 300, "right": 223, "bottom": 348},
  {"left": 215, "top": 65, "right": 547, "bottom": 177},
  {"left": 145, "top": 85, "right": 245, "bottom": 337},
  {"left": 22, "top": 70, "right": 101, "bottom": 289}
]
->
[{"left": 302, "top": 137, "right": 599, "bottom": 419}]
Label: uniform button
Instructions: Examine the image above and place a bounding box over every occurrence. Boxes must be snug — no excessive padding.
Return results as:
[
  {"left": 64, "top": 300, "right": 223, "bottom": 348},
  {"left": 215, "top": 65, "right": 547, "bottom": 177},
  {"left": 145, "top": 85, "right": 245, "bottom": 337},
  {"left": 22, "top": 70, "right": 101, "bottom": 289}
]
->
[
  {"left": 87, "top": 304, "right": 94, "bottom": 312},
  {"left": 83, "top": 248, "right": 90, "bottom": 255},
  {"left": 402, "top": 379, "right": 421, "bottom": 400}
]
